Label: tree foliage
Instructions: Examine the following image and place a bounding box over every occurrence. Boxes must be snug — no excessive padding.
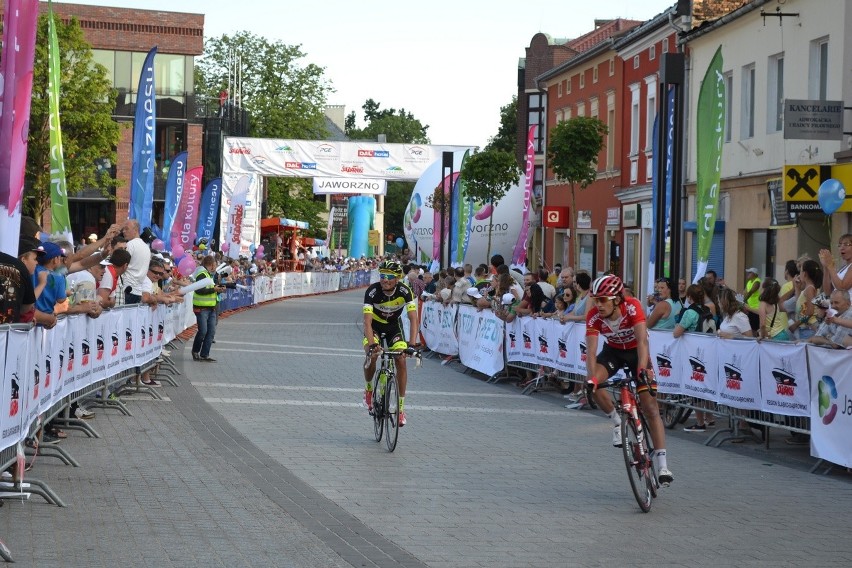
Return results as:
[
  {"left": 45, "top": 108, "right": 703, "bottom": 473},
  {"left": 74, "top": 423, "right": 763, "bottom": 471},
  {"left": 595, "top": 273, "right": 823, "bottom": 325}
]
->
[
  {"left": 546, "top": 116, "right": 608, "bottom": 263},
  {"left": 485, "top": 96, "right": 518, "bottom": 154},
  {"left": 196, "top": 31, "right": 332, "bottom": 140},
  {"left": 345, "top": 98, "right": 429, "bottom": 143},
  {"left": 23, "top": 14, "right": 120, "bottom": 220},
  {"left": 458, "top": 149, "right": 521, "bottom": 259},
  {"left": 266, "top": 179, "right": 326, "bottom": 238}
]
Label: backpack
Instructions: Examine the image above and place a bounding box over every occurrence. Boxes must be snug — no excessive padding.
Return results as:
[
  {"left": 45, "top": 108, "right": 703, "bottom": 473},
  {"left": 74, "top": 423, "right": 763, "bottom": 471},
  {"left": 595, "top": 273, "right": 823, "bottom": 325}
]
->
[{"left": 688, "top": 303, "right": 717, "bottom": 334}]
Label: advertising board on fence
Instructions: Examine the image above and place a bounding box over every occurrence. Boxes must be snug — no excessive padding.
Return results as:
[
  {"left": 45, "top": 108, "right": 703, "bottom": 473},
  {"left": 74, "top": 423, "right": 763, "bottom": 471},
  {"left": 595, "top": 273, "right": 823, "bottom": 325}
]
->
[
  {"left": 456, "top": 305, "right": 503, "bottom": 377},
  {"left": 808, "top": 346, "right": 851, "bottom": 468}
]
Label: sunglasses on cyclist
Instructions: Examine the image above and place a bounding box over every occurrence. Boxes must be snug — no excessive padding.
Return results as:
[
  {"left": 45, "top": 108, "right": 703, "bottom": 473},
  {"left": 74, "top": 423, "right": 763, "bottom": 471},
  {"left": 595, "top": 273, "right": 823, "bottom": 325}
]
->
[{"left": 379, "top": 273, "right": 397, "bottom": 280}]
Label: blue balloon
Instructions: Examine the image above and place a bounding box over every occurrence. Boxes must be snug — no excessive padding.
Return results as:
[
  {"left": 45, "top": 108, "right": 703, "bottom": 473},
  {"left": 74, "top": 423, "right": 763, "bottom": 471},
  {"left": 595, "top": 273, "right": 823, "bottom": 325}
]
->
[
  {"left": 818, "top": 178, "right": 846, "bottom": 215},
  {"left": 249, "top": 243, "right": 256, "bottom": 253},
  {"left": 395, "top": 237, "right": 405, "bottom": 249}
]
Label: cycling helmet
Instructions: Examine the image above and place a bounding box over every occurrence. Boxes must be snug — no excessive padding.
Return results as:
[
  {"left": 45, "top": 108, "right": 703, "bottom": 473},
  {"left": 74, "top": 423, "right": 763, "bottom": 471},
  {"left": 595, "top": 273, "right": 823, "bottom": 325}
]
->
[
  {"left": 590, "top": 274, "right": 624, "bottom": 298},
  {"left": 378, "top": 260, "right": 403, "bottom": 277}
]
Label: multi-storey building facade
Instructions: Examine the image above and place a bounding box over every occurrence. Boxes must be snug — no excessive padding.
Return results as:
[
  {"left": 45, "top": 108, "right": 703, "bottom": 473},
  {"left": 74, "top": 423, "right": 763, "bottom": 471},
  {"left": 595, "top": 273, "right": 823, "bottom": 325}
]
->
[{"left": 531, "top": 19, "right": 641, "bottom": 276}]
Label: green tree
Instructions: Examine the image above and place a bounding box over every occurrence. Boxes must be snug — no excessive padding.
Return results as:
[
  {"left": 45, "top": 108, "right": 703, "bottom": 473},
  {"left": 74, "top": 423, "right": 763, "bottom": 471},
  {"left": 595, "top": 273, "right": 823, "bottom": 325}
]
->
[
  {"left": 547, "top": 116, "right": 608, "bottom": 265},
  {"left": 459, "top": 149, "right": 521, "bottom": 260},
  {"left": 23, "top": 14, "right": 120, "bottom": 221},
  {"left": 196, "top": 31, "right": 333, "bottom": 229},
  {"left": 196, "top": 31, "right": 332, "bottom": 139},
  {"left": 346, "top": 99, "right": 431, "bottom": 249},
  {"left": 345, "top": 98, "right": 429, "bottom": 143},
  {"left": 485, "top": 96, "right": 518, "bottom": 154}
]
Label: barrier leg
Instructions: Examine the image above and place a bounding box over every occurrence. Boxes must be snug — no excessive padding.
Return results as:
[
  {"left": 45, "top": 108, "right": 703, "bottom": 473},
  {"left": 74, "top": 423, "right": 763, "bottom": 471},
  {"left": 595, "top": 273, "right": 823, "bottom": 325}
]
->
[
  {"left": 50, "top": 417, "right": 100, "bottom": 439},
  {"left": 86, "top": 396, "right": 132, "bottom": 416},
  {"left": 0, "top": 537, "right": 12, "bottom": 562},
  {"left": 0, "top": 480, "right": 65, "bottom": 507},
  {"left": 24, "top": 444, "right": 79, "bottom": 467}
]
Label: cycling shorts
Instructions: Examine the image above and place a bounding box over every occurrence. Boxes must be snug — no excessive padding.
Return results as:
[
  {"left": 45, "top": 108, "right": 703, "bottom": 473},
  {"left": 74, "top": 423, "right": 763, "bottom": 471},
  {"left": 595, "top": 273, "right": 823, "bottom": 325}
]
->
[
  {"left": 596, "top": 343, "right": 657, "bottom": 395},
  {"left": 364, "top": 319, "right": 408, "bottom": 351}
]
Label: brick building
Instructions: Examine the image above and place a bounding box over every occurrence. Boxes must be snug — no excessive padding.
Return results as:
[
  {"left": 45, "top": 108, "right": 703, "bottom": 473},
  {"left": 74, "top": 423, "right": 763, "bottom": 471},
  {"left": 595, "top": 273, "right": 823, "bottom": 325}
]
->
[{"left": 23, "top": 2, "right": 209, "bottom": 239}]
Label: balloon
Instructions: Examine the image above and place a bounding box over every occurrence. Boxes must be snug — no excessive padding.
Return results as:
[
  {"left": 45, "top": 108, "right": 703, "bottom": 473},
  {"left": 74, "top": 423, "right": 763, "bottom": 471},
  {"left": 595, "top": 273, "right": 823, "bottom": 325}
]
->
[
  {"left": 818, "top": 178, "right": 846, "bottom": 215},
  {"left": 220, "top": 243, "right": 229, "bottom": 253},
  {"left": 172, "top": 244, "right": 185, "bottom": 260},
  {"left": 257, "top": 245, "right": 264, "bottom": 254},
  {"left": 151, "top": 238, "right": 165, "bottom": 252},
  {"left": 249, "top": 243, "right": 256, "bottom": 254},
  {"left": 178, "top": 256, "right": 196, "bottom": 277},
  {"left": 395, "top": 237, "right": 405, "bottom": 249},
  {"left": 255, "top": 250, "right": 263, "bottom": 259}
]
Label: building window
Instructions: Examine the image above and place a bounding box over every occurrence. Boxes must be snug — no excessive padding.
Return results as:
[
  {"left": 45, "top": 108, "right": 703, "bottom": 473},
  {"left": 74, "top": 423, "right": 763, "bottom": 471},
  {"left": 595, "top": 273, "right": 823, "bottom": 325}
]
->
[
  {"left": 724, "top": 72, "right": 733, "bottom": 143},
  {"left": 741, "top": 64, "right": 755, "bottom": 139},
  {"left": 606, "top": 106, "right": 615, "bottom": 171},
  {"left": 527, "top": 92, "right": 546, "bottom": 154},
  {"left": 580, "top": 72, "right": 585, "bottom": 89},
  {"left": 646, "top": 92, "right": 656, "bottom": 151},
  {"left": 558, "top": 81, "right": 562, "bottom": 98},
  {"left": 562, "top": 107, "right": 572, "bottom": 122},
  {"left": 662, "top": 38, "right": 669, "bottom": 54},
  {"left": 609, "top": 57, "right": 615, "bottom": 76},
  {"left": 590, "top": 96, "right": 599, "bottom": 120},
  {"left": 809, "top": 37, "right": 829, "bottom": 100},
  {"left": 577, "top": 101, "right": 585, "bottom": 117},
  {"left": 629, "top": 83, "right": 640, "bottom": 156},
  {"left": 566, "top": 77, "right": 571, "bottom": 94},
  {"left": 633, "top": 55, "right": 640, "bottom": 69},
  {"left": 534, "top": 165, "right": 544, "bottom": 203},
  {"left": 649, "top": 45, "right": 656, "bottom": 61},
  {"left": 767, "top": 53, "right": 784, "bottom": 133},
  {"left": 593, "top": 66, "right": 598, "bottom": 83}
]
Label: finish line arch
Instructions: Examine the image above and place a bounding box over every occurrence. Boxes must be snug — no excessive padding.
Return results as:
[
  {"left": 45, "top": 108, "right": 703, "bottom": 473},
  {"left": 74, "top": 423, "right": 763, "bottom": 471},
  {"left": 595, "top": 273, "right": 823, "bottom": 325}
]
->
[{"left": 219, "top": 137, "right": 471, "bottom": 259}]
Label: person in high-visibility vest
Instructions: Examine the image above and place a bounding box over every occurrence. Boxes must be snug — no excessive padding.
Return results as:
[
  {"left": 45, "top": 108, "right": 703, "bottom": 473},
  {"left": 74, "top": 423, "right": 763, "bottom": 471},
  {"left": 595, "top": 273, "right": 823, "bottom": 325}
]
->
[{"left": 192, "top": 256, "right": 226, "bottom": 362}]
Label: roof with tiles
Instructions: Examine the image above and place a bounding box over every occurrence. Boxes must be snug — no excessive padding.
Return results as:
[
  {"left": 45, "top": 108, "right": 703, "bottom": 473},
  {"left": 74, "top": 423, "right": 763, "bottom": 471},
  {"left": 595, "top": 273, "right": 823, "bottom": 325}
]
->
[
  {"left": 566, "top": 18, "right": 643, "bottom": 53},
  {"left": 692, "top": 0, "right": 753, "bottom": 25}
]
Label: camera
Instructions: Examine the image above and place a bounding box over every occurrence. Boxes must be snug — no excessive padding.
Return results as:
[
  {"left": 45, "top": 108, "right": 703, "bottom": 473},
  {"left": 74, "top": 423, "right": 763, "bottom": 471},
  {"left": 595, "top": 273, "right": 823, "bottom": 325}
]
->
[{"left": 140, "top": 227, "right": 156, "bottom": 245}]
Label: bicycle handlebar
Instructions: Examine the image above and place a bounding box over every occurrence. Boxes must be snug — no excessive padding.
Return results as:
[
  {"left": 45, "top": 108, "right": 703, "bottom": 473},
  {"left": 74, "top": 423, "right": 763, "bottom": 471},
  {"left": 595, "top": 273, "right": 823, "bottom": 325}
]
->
[{"left": 363, "top": 346, "right": 422, "bottom": 369}]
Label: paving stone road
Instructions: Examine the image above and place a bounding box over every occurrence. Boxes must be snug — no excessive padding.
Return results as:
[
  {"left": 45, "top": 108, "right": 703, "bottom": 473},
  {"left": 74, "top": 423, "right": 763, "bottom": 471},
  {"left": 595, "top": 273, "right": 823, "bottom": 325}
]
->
[{"left": 1, "top": 288, "right": 851, "bottom": 567}]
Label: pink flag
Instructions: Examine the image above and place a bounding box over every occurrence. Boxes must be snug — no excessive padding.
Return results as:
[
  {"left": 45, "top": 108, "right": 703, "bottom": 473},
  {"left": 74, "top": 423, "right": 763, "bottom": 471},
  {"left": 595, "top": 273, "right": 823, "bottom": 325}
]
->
[
  {"left": 511, "top": 125, "right": 536, "bottom": 269},
  {"left": 169, "top": 166, "right": 203, "bottom": 251},
  {"left": 0, "top": 0, "right": 39, "bottom": 254}
]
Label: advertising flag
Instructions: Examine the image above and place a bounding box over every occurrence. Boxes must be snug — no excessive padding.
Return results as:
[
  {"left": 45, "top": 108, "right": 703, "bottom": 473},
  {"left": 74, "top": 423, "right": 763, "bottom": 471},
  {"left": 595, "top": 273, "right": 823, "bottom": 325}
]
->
[
  {"left": 511, "top": 125, "right": 536, "bottom": 270},
  {"left": 161, "top": 151, "right": 187, "bottom": 250},
  {"left": 695, "top": 46, "right": 725, "bottom": 280},
  {"left": 129, "top": 47, "right": 157, "bottom": 227},
  {"left": 223, "top": 175, "right": 250, "bottom": 259},
  {"left": 455, "top": 149, "right": 472, "bottom": 266},
  {"left": 47, "top": 2, "right": 73, "bottom": 245},
  {"left": 196, "top": 177, "right": 221, "bottom": 245},
  {"left": 0, "top": 0, "right": 39, "bottom": 255},
  {"left": 170, "top": 166, "right": 203, "bottom": 250}
]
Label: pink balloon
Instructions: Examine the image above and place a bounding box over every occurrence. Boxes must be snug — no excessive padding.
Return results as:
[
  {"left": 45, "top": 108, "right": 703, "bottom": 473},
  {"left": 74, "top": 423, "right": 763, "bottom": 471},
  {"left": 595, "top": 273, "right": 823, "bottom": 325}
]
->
[
  {"left": 178, "top": 256, "right": 196, "bottom": 277},
  {"left": 172, "top": 244, "right": 185, "bottom": 259},
  {"left": 151, "top": 238, "right": 165, "bottom": 252},
  {"left": 220, "top": 243, "right": 229, "bottom": 253},
  {"left": 257, "top": 245, "right": 264, "bottom": 253}
]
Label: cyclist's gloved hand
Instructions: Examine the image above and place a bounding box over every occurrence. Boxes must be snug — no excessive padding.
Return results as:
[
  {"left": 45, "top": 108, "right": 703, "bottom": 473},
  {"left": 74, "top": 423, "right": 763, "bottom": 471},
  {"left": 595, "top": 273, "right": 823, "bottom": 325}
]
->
[
  {"left": 641, "top": 367, "right": 655, "bottom": 381},
  {"left": 585, "top": 377, "right": 600, "bottom": 394}
]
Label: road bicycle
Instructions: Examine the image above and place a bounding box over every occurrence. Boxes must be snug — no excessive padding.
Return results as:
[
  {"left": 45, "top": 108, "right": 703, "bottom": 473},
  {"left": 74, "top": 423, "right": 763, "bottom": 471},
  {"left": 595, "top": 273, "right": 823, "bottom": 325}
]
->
[
  {"left": 364, "top": 342, "right": 420, "bottom": 452},
  {"left": 587, "top": 367, "right": 660, "bottom": 512}
]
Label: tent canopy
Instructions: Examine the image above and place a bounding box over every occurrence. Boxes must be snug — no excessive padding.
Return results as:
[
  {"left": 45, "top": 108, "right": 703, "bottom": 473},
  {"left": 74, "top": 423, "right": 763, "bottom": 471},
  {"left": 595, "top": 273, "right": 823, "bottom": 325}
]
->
[{"left": 260, "top": 217, "right": 309, "bottom": 232}]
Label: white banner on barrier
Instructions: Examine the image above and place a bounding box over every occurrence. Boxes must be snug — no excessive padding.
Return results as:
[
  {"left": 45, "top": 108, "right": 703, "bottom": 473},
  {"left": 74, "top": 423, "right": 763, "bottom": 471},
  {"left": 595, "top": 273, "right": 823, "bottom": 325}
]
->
[
  {"left": 47, "top": 322, "right": 64, "bottom": 403},
  {"left": 419, "top": 301, "right": 439, "bottom": 351},
  {"left": 434, "top": 304, "right": 459, "bottom": 356},
  {"left": 808, "top": 346, "right": 852, "bottom": 468},
  {"left": 35, "top": 327, "right": 53, "bottom": 414},
  {"left": 649, "top": 330, "right": 684, "bottom": 394},
  {"left": 716, "top": 339, "right": 762, "bottom": 410},
  {"left": 1, "top": 330, "right": 24, "bottom": 449},
  {"left": 90, "top": 315, "right": 108, "bottom": 385},
  {"left": 105, "top": 310, "right": 124, "bottom": 378},
  {"left": 759, "top": 341, "right": 809, "bottom": 417},
  {"left": 457, "top": 305, "right": 503, "bottom": 376},
  {"left": 65, "top": 315, "right": 82, "bottom": 393},
  {"left": 680, "top": 334, "right": 719, "bottom": 402},
  {"left": 505, "top": 317, "right": 522, "bottom": 362},
  {"left": 534, "top": 318, "right": 558, "bottom": 368},
  {"left": 518, "top": 318, "right": 537, "bottom": 364},
  {"left": 120, "top": 308, "right": 138, "bottom": 374},
  {"left": 22, "top": 330, "right": 39, "bottom": 435},
  {"left": 76, "top": 316, "right": 95, "bottom": 391},
  {"left": 551, "top": 321, "right": 576, "bottom": 373}
]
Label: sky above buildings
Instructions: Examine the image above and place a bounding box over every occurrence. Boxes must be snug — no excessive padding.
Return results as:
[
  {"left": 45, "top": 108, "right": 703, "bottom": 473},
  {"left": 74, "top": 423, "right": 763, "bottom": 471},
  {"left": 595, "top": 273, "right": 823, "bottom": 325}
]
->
[{"left": 81, "top": 0, "right": 676, "bottom": 148}]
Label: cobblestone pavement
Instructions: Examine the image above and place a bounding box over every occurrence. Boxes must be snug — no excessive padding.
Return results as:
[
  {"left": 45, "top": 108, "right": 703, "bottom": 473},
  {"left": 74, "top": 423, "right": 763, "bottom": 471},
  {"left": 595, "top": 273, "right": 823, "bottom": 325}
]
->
[{"left": 2, "top": 289, "right": 851, "bottom": 567}]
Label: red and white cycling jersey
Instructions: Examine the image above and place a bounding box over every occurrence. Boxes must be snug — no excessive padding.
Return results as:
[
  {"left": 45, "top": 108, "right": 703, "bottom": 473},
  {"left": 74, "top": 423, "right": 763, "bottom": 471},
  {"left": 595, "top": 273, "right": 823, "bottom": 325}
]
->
[{"left": 586, "top": 296, "right": 647, "bottom": 350}]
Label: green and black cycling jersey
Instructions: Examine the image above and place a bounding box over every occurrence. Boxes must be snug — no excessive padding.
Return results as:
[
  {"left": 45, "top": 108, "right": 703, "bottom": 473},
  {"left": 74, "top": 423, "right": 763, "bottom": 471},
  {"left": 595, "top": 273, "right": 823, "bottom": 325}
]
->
[{"left": 363, "top": 281, "right": 416, "bottom": 325}]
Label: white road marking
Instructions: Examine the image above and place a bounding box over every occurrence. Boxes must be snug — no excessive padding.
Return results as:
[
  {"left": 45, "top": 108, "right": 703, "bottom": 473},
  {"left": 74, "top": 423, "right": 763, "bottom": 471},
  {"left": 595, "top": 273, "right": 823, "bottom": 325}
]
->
[
  {"left": 213, "top": 341, "right": 364, "bottom": 353},
  {"left": 222, "top": 322, "right": 354, "bottom": 325},
  {"left": 192, "top": 382, "right": 529, "bottom": 399},
  {"left": 210, "top": 348, "right": 363, "bottom": 357},
  {"left": 201, "top": 397, "right": 572, "bottom": 416}
]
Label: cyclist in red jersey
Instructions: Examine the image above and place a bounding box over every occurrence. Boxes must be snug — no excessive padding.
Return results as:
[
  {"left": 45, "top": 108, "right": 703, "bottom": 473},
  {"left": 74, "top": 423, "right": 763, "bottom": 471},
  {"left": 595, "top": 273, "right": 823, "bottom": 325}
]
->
[{"left": 584, "top": 275, "right": 673, "bottom": 486}]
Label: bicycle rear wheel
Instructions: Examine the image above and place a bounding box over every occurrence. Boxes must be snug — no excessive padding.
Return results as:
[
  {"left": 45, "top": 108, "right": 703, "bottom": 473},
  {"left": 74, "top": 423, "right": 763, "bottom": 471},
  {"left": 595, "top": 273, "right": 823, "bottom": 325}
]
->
[
  {"left": 372, "top": 382, "right": 384, "bottom": 443},
  {"left": 621, "top": 417, "right": 653, "bottom": 512},
  {"left": 384, "top": 372, "right": 400, "bottom": 452}
]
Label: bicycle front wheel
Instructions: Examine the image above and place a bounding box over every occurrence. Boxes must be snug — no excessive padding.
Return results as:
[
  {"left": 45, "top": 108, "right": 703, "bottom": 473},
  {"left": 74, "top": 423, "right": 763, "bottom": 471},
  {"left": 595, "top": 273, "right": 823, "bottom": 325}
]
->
[
  {"left": 661, "top": 396, "right": 685, "bottom": 429},
  {"left": 621, "top": 417, "right": 653, "bottom": 513},
  {"left": 384, "top": 372, "right": 400, "bottom": 452},
  {"left": 372, "top": 385, "right": 384, "bottom": 443}
]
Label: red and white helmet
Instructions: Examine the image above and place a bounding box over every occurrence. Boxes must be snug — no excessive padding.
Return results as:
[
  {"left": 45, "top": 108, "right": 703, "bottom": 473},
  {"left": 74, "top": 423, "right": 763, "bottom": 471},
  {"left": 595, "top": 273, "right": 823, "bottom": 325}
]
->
[{"left": 590, "top": 275, "right": 624, "bottom": 298}]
